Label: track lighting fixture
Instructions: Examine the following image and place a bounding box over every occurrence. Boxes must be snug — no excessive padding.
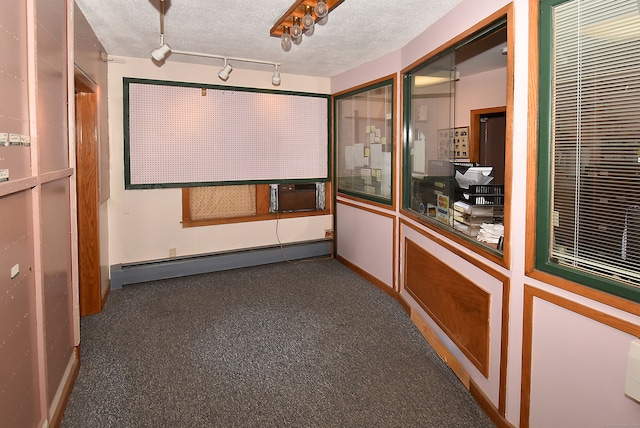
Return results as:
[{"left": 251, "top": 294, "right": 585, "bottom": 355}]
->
[
  {"left": 150, "top": 43, "right": 171, "bottom": 61},
  {"left": 218, "top": 60, "right": 233, "bottom": 81},
  {"left": 272, "top": 65, "right": 281, "bottom": 86},
  {"left": 270, "top": 0, "right": 344, "bottom": 52},
  {"left": 150, "top": 2, "right": 282, "bottom": 86}
]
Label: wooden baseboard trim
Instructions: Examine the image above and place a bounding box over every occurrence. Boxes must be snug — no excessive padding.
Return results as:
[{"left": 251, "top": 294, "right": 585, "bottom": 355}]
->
[
  {"left": 409, "top": 309, "right": 470, "bottom": 389},
  {"left": 49, "top": 346, "right": 80, "bottom": 428},
  {"left": 469, "top": 379, "right": 515, "bottom": 428},
  {"left": 335, "top": 255, "right": 410, "bottom": 312}
]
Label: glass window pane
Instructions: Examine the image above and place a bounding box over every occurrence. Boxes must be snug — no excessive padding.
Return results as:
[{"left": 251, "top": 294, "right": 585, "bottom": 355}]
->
[
  {"left": 403, "top": 20, "right": 508, "bottom": 255},
  {"left": 538, "top": 0, "right": 640, "bottom": 300},
  {"left": 335, "top": 79, "right": 394, "bottom": 204}
]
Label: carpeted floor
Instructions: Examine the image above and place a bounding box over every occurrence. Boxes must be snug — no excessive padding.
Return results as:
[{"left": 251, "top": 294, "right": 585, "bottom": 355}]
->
[{"left": 62, "top": 259, "right": 495, "bottom": 427}]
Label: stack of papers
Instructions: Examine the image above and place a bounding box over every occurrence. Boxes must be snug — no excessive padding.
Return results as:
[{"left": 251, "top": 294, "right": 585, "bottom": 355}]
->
[
  {"left": 477, "top": 223, "right": 504, "bottom": 244},
  {"left": 453, "top": 201, "right": 494, "bottom": 217},
  {"left": 455, "top": 167, "right": 494, "bottom": 189}
]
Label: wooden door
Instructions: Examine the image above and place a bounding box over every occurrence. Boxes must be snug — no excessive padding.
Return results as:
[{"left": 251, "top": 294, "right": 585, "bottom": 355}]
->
[
  {"left": 469, "top": 107, "right": 506, "bottom": 184},
  {"left": 75, "top": 77, "right": 103, "bottom": 316}
]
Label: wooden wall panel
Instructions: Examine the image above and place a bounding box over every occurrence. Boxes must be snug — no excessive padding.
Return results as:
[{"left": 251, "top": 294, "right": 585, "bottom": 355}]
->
[{"left": 405, "top": 238, "right": 491, "bottom": 376}]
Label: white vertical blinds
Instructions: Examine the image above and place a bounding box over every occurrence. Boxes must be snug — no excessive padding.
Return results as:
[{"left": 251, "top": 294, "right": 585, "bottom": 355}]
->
[{"left": 550, "top": 0, "right": 640, "bottom": 287}]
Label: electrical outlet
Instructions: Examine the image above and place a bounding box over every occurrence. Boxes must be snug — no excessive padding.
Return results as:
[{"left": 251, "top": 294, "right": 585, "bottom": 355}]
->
[
  {"left": 325, "top": 229, "right": 334, "bottom": 239},
  {"left": 169, "top": 248, "right": 177, "bottom": 257}
]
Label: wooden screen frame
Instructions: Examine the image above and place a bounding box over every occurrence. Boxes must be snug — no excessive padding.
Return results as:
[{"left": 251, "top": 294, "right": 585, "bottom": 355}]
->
[{"left": 123, "top": 78, "right": 331, "bottom": 189}]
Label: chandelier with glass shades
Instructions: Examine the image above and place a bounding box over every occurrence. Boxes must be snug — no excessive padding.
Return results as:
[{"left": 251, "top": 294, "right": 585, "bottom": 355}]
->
[{"left": 270, "top": 0, "right": 345, "bottom": 52}]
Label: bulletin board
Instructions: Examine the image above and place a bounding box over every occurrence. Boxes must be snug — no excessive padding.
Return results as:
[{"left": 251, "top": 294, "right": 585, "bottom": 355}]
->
[{"left": 123, "top": 78, "right": 330, "bottom": 189}]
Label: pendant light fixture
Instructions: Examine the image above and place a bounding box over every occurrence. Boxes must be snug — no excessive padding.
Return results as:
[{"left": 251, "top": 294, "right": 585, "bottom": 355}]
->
[
  {"left": 302, "top": 6, "right": 315, "bottom": 30},
  {"left": 291, "top": 17, "right": 303, "bottom": 40},
  {"left": 270, "top": 0, "right": 345, "bottom": 52},
  {"left": 314, "top": 0, "right": 329, "bottom": 18}
]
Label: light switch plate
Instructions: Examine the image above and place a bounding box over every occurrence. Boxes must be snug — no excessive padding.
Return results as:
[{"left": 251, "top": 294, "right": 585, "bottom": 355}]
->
[
  {"left": 625, "top": 339, "right": 640, "bottom": 402},
  {"left": 11, "top": 264, "right": 19, "bottom": 279}
]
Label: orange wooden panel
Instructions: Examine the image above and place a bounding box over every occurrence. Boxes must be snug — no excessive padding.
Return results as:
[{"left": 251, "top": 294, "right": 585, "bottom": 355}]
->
[{"left": 405, "top": 239, "right": 491, "bottom": 376}]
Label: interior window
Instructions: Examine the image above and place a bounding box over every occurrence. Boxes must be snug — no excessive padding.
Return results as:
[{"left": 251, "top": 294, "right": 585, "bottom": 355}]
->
[
  {"left": 334, "top": 78, "right": 394, "bottom": 205},
  {"left": 403, "top": 18, "right": 508, "bottom": 255},
  {"left": 536, "top": 0, "right": 640, "bottom": 302}
]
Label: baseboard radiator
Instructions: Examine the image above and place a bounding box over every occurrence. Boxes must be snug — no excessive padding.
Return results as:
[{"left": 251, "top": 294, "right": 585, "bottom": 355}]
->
[{"left": 110, "top": 239, "right": 332, "bottom": 289}]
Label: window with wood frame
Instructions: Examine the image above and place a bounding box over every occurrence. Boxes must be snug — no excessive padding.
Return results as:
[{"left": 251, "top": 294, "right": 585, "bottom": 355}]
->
[
  {"left": 402, "top": 15, "right": 510, "bottom": 258},
  {"left": 182, "top": 183, "right": 330, "bottom": 227},
  {"left": 536, "top": 0, "right": 640, "bottom": 302}
]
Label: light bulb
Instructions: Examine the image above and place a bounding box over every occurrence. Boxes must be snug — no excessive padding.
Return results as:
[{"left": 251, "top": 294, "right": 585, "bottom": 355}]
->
[
  {"left": 291, "top": 17, "right": 302, "bottom": 39},
  {"left": 281, "top": 28, "right": 292, "bottom": 52},
  {"left": 293, "top": 35, "right": 302, "bottom": 45},
  {"left": 302, "top": 6, "right": 315, "bottom": 30},
  {"left": 304, "top": 24, "right": 315, "bottom": 37},
  {"left": 314, "top": 0, "right": 328, "bottom": 18}
]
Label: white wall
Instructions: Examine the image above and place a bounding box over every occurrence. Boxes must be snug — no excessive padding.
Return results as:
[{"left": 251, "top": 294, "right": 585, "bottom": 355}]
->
[
  {"left": 336, "top": 202, "right": 394, "bottom": 287},
  {"left": 107, "top": 57, "right": 332, "bottom": 265},
  {"left": 456, "top": 67, "right": 507, "bottom": 126}
]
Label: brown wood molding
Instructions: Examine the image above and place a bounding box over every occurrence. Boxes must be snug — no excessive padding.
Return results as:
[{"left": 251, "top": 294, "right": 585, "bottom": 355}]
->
[
  {"left": 520, "top": 284, "right": 640, "bottom": 428},
  {"left": 335, "top": 200, "right": 398, "bottom": 291},
  {"left": 76, "top": 90, "right": 102, "bottom": 316},
  {"left": 182, "top": 183, "right": 333, "bottom": 227},
  {"left": 470, "top": 380, "right": 517, "bottom": 428},
  {"left": 49, "top": 347, "right": 80, "bottom": 428},
  {"left": 410, "top": 309, "right": 471, "bottom": 387},
  {"left": 469, "top": 106, "right": 507, "bottom": 164},
  {"left": 522, "top": 0, "right": 640, "bottom": 317},
  {"left": 400, "top": 210, "right": 507, "bottom": 268},
  {"left": 404, "top": 238, "right": 491, "bottom": 377},
  {"left": 336, "top": 255, "right": 391, "bottom": 292},
  {"left": 400, "top": 218, "right": 511, "bottom": 416}
]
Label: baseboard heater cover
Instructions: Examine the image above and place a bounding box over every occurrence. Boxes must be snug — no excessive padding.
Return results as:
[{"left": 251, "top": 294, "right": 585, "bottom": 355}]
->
[{"left": 109, "top": 239, "right": 332, "bottom": 289}]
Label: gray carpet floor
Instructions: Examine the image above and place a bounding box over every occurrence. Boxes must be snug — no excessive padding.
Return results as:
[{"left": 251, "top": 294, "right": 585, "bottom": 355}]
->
[{"left": 62, "top": 259, "right": 495, "bottom": 428}]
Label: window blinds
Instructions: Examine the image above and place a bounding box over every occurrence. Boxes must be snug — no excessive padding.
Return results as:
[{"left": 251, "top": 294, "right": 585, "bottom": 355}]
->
[{"left": 549, "top": 0, "right": 640, "bottom": 287}]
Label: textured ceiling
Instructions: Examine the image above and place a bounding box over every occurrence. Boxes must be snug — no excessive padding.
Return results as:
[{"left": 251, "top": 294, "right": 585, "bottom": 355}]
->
[{"left": 74, "top": 0, "right": 465, "bottom": 77}]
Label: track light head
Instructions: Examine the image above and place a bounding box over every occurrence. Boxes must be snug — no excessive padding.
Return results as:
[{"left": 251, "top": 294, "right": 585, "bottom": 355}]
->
[
  {"left": 218, "top": 61, "right": 233, "bottom": 81},
  {"left": 272, "top": 66, "right": 281, "bottom": 86},
  {"left": 151, "top": 43, "right": 171, "bottom": 61}
]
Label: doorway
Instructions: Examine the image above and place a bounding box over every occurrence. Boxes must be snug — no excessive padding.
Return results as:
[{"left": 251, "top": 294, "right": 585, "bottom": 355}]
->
[
  {"left": 74, "top": 69, "right": 105, "bottom": 316},
  {"left": 469, "top": 106, "right": 506, "bottom": 185}
]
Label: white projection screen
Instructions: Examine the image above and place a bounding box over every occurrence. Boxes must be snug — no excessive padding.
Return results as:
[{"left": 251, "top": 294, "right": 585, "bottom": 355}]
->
[{"left": 124, "top": 78, "right": 330, "bottom": 188}]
